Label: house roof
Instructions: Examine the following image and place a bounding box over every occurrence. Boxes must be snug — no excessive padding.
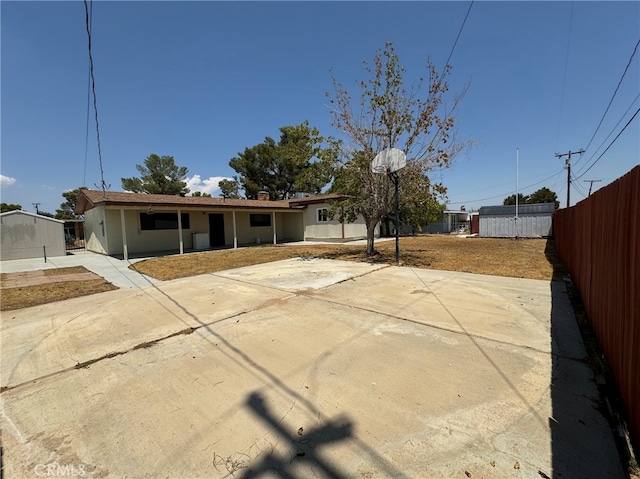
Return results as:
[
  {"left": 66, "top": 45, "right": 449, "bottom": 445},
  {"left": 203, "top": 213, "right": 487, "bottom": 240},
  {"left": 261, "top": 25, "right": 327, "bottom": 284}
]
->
[
  {"left": 0, "top": 210, "right": 65, "bottom": 224},
  {"left": 478, "top": 203, "right": 556, "bottom": 216},
  {"left": 75, "top": 189, "right": 348, "bottom": 214}
]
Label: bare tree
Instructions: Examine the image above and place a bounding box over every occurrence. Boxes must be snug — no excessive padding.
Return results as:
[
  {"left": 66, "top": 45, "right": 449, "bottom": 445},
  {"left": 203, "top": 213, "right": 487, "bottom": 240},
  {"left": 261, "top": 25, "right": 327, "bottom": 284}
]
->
[{"left": 326, "top": 42, "right": 470, "bottom": 255}]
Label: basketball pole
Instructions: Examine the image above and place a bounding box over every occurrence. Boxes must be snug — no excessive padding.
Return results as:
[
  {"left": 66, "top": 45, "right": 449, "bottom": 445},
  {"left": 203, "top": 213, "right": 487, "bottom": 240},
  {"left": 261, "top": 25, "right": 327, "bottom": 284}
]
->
[{"left": 390, "top": 171, "right": 400, "bottom": 263}]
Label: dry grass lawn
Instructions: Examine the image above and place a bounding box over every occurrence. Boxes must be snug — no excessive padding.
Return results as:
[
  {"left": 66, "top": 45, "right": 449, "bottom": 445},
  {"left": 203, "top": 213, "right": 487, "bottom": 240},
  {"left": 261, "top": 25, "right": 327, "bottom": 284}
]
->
[
  {"left": 0, "top": 266, "right": 117, "bottom": 311},
  {"left": 0, "top": 237, "right": 565, "bottom": 311},
  {"left": 132, "top": 235, "right": 566, "bottom": 282}
]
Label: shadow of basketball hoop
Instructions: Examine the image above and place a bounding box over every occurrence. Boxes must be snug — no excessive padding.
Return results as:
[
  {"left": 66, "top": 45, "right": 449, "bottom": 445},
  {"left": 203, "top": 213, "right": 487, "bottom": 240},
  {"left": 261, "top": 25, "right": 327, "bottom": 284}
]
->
[{"left": 235, "top": 391, "right": 353, "bottom": 478}]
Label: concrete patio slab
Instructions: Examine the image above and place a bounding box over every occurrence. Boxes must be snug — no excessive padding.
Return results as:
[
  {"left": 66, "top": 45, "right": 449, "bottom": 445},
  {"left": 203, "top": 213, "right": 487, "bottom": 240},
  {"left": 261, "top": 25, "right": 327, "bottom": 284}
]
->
[{"left": 0, "top": 259, "right": 625, "bottom": 478}]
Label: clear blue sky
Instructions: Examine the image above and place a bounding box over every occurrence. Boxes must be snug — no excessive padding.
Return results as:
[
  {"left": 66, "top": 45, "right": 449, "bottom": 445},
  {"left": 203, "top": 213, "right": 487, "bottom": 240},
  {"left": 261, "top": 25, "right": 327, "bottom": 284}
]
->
[{"left": 2, "top": 1, "right": 639, "bottom": 214}]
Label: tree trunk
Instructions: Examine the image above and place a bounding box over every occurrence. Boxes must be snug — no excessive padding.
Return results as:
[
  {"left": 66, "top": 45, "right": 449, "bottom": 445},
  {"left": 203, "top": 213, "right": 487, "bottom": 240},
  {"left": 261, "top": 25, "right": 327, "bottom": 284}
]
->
[{"left": 366, "top": 220, "right": 377, "bottom": 255}]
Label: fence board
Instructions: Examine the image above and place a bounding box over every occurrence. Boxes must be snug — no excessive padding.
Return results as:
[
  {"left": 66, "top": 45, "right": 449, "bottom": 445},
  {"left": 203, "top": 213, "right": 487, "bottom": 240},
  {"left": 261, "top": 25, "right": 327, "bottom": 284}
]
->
[{"left": 554, "top": 165, "right": 639, "bottom": 452}]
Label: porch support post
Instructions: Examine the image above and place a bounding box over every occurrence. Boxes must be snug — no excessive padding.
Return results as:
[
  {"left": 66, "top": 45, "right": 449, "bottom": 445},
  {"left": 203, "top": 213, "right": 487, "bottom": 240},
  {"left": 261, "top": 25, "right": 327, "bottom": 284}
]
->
[
  {"left": 120, "top": 208, "right": 128, "bottom": 261},
  {"left": 232, "top": 210, "right": 238, "bottom": 249},
  {"left": 177, "top": 209, "right": 184, "bottom": 254},
  {"left": 272, "top": 211, "right": 277, "bottom": 245}
]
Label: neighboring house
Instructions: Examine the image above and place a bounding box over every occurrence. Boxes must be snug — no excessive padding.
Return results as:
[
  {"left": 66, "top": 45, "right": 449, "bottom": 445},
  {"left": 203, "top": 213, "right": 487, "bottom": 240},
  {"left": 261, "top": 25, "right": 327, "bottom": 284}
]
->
[
  {"left": 75, "top": 189, "right": 377, "bottom": 259},
  {"left": 479, "top": 203, "right": 554, "bottom": 238},
  {"left": 425, "top": 209, "right": 471, "bottom": 234},
  {"left": 0, "top": 210, "right": 66, "bottom": 260}
]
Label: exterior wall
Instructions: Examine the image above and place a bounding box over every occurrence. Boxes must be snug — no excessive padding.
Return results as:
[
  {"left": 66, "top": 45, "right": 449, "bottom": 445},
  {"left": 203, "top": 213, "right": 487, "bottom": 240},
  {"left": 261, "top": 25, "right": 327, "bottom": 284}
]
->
[
  {"left": 480, "top": 214, "right": 552, "bottom": 238},
  {"left": 234, "top": 211, "right": 274, "bottom": 245},
  {"left": 278, "top": 212, "right": 304, "bottom": 241},
  {"left": 84, "top": 202, "right": 369, "bottom": 256},
  {"left": 302, "top": 203, "right": 370, "bottom": 240},
  {"left": 84, "top": 207, "right": 109, "bottom": 254},
  {"left": 87, "top": 208, "right": 195, "bottom": 256},
  {"left": 0, "top": 211, "right": 66, "bottom": 260},
  {"left": 113, "top": 209, "right": 194, "bottom": 255}
]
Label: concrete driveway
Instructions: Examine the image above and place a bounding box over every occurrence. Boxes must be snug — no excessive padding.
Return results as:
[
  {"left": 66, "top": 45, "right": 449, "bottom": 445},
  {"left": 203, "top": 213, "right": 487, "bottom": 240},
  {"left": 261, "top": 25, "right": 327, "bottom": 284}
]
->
[{"left": 0, "top": 258, "right": 624, "bottom": 478}]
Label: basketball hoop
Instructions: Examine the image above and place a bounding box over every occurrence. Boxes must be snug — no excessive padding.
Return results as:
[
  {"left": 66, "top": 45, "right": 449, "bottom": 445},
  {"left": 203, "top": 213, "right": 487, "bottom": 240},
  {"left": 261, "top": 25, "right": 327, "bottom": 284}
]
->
[
  {"left": 372, "top": 165, "right": 391, "bottom": 175},
  {"left": 371, "top": 148, "right": 406, "bottom": 264}
]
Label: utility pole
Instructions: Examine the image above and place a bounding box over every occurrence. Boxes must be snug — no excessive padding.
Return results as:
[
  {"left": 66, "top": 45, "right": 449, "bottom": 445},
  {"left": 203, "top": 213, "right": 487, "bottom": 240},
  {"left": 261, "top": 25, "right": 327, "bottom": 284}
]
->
[
  {"left": 555, "top": 149, "right": 584, "bottom": 208},
  {"left": 32, "top": 202, "right": 41, "bottom": 214},
  {"left": 583, "top": 179, "right": 601, "bottom": 197}
]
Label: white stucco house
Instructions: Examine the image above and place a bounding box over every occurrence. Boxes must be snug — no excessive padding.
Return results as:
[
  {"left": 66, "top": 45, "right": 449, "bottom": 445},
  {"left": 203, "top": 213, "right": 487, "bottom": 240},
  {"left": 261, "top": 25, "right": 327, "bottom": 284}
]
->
[
  {"left": 0, "top": 210, "right": 66, "bottom": 260},
  {"left": 75, "top": 189, "right": 378, "bottom": 259}
]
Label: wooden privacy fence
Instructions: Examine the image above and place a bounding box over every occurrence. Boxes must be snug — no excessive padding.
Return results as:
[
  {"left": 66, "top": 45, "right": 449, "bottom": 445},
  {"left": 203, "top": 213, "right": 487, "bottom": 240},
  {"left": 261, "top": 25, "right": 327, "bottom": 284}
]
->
[{"left": 554, "top": 165, "right": 639, "bottom": 452}]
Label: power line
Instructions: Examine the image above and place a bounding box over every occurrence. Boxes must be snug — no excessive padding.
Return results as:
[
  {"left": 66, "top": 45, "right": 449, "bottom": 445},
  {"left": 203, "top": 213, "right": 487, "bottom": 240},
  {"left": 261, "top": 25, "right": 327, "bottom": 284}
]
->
[
  {"left": 574, "top": 93, "right": 640, "bottom": 177},
  {"left": 446, "top": 168, "right": 564, "bottom": 205},
  {"left": 83, "top": 0, "right": 107, "bottom": 196},
  {"left": 554, "top": 1, "right": 575, "bottom": 151},
  {"left": 442, "top": 0, "right": 474, "bottom": 74},
  {"left": 82, "top": 0, "right": 93, "bottom": 187},
  {"left": 575, "top": 107, "right": 640, "bottom": 180},
  {"left": 577, "top": 37, "right": 640, "bottom": 164}
]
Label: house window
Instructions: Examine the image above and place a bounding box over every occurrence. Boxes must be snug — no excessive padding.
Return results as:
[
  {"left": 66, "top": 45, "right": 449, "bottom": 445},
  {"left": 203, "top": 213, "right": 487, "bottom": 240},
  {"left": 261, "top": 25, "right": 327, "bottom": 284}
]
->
[
  {"left": 140, "top": 212, "right": 190, "bottom": 230},
  {"left": 317, "top": 208, "right": 329, "bottom": 223},
  {"left": 250, "top": 213, "right": 271, "bottom": 227}
]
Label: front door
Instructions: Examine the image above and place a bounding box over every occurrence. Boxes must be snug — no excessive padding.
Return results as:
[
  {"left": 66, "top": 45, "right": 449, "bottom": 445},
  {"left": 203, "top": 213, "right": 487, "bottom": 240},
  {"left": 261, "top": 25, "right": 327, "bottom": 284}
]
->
[{"left": 209, "top": 214, "right": 225, "bottom": 247}]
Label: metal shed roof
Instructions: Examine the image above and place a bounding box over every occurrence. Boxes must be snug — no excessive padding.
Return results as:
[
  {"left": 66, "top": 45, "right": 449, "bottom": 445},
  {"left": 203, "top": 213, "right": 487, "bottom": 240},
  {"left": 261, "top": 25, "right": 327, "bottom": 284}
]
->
[
  {"left": 0, "top": 210, "right": 65, "bottom": 224},
  {"left": 478, "top": 203, "right": 556, "bottom": 216}
]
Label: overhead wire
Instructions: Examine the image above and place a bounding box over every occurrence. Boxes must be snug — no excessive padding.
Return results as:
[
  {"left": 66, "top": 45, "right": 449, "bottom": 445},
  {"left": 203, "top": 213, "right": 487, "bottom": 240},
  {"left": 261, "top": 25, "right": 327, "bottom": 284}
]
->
[
  {"left": 571, "top": 174, "right": 588, "bottom": 198},
  {"left": 554, "top": 1, "right": 575, "bottom": 151},
  {"left": 574, "top": 107, "right": 640, "bottom": 180},
  {"left": 441, "top": 0, "right": 474, "bottom": 76},
  {"left": 83, "top": 0, "right": 108, "bottom": 196},
  {"left": 82, "top": 0, "right": 93, "bottom": 187},
  {"left": 574, "top": 93, "right": 640, "bottom": 177},
  {"left": 576, "top": 37, "right": 640, "bottom": 166},
  {"left": 446, "top": 168, "right": 565, "bottom": 205}
]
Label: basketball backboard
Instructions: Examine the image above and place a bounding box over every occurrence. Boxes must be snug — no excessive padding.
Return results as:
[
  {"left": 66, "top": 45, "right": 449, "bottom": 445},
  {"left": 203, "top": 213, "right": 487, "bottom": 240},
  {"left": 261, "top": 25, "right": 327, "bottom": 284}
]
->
[{"left": 371, "top": 148, "right": 406, "bottom": 173}]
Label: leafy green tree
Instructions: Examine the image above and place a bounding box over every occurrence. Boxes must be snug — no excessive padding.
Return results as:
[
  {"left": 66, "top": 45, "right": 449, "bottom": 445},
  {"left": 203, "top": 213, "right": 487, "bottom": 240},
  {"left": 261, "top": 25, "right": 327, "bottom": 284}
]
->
[
  {"left": 229, "top": 121, "right": 332, "bottom": 200},
  {"left": 529, "top": 187, "right": 560, "bottom": 209},
  {"left": 326, "top": 42, "right": 470, "bottom": 254},
  {"left": 503, "top": 187, "right": 559, "bottom": 209},
  {"left": 191, "top": 191, "right": 212, "bottom": 197},
  {"left": 55, "top": 187, "right": 86, "bottom": 219},
  {"left": 1, "top": 203, "right": 22, "bottom": 213},
  {"left": 503, "top": 193, "right": 529, "bottom": 206},
  {"left": 121, "top": 154, "right": 189, "bottom": 195},
  {"left": 218, "top": 178, "right": 241, "bottom": 199},
  {"left": 38, "top": 211, "right": 55, "bottom": 218}
]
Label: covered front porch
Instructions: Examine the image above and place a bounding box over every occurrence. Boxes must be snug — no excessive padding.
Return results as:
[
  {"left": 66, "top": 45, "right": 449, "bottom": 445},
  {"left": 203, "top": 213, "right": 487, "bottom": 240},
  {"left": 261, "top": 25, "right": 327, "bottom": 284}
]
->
[{"left": 86, "top": 206, "right": 304, "bottom": 260}]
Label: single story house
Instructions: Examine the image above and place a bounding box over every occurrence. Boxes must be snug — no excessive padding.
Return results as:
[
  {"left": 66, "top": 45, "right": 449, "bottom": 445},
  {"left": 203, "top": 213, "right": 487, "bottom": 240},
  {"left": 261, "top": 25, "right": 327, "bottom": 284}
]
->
[
  {"left": 0, "top": 210, "right": 66, "bottom": 261},
  {"left": 479, "top": 203, "right": 554, "bottom": 238},
  {"left": 75, "top": 189, "right": 377, "bottom": 260}
]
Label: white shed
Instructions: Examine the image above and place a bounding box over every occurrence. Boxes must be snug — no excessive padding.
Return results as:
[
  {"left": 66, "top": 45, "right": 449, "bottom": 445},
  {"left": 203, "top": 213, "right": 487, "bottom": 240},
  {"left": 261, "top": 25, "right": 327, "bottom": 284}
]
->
[
  {"left": 0, "top": 210, "right": 66, "bottom": 260},
  {"left": 479, "top": 203, "right": 554, "bottom": 238}
]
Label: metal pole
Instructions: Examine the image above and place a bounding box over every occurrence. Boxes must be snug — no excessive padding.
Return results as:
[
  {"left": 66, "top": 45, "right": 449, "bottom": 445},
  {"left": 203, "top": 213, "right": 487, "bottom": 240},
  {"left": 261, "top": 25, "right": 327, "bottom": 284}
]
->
[
  {"left": 566, "top": 153, "right": 571, "bottom": 208},
  {"left": 555, "top": 149, "right": 584, "bottom": 208},
  {"left": 43, "top": 245, "right": 47, "bottom": 263},
  {"left": 515, "top": 148, "right": 519, "bottom": 239},
  {"left": 393, "top": 172, "right": 400, "bottom": 263}
]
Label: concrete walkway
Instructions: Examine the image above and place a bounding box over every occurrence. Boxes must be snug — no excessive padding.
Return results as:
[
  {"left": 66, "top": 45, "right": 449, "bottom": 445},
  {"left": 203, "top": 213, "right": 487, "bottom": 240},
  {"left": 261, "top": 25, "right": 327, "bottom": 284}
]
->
[
  {"left": 0, "top": 258, "right": 625, "bottom": 478},
  {"left": 0, "top": 251, "right": 158, "bottom": 289}
]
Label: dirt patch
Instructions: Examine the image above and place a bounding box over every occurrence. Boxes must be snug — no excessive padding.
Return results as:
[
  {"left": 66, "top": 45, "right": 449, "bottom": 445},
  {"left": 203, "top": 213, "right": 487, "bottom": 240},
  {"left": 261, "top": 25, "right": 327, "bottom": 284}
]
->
[
  {"left": 0, "top": 267, "right": 118, "bottom": 311},
  {"left": 132, "top": 236, "right": 564, "bottom": 282}
]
